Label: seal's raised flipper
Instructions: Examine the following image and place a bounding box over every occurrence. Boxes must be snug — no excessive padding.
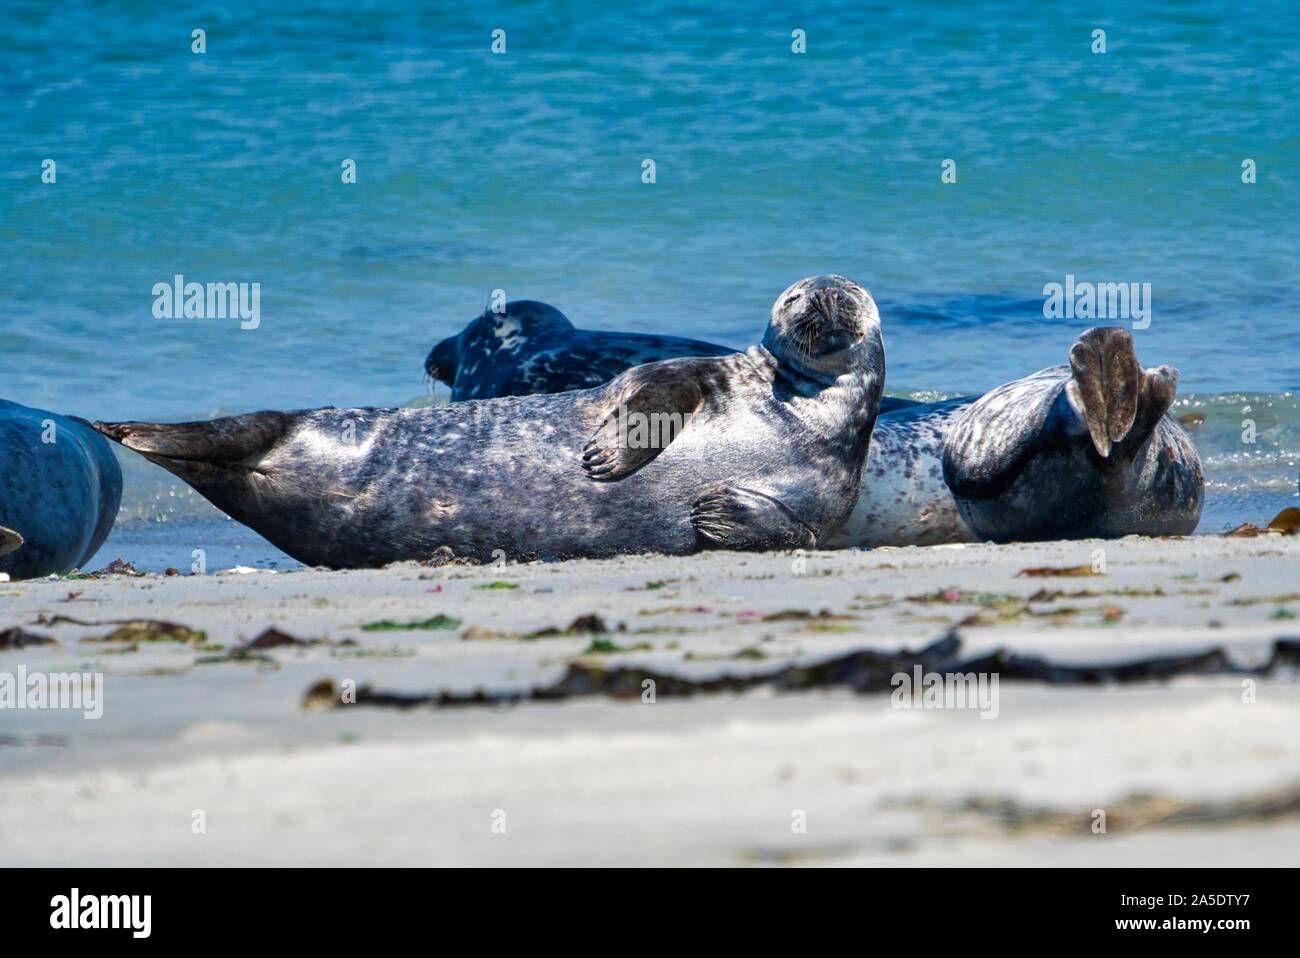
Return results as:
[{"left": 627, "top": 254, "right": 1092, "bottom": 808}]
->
[
  {"left": 0, "top": 525, "right": 24, "bottom": 559},
  {"left": 94, "top": 412, "right": 291, "bottom": 481},
  {"left": 690, "top": 484, "right": 815, "bottom": 551},
  {"left": 581, "top": 359, "right": 718, "bottom": 481},
  {"left": 1066, "top": 327, "right": 1177, "bottom": 458},
  {"left": 942, "top": 326, "right": 1198, "bottom": 542}
]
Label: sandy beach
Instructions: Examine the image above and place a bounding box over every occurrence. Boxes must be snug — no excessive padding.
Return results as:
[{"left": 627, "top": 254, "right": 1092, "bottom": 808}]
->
[{"left": 1, "top": 533, "right": 1297, "bottom": 866}]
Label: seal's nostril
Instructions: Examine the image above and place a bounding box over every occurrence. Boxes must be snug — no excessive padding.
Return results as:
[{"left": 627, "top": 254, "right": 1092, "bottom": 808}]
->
[{"left": 810, "top": 289, "right": 838, "bottom": 319}]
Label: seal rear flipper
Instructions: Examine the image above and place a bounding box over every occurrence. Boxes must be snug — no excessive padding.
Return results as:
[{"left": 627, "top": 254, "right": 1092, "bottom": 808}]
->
[
  {"left": 0, "top": 525, "right": 23, "bottom": 559},
  {"left": 1126, "top": 363, "right": 1179, "bottom": 451},
  {"left": 581, "top": 358, "right": 719, "bottom": 481},
  {"left": 690, "top": 485, "right": 815, "bottom": 551},
  {"left": 1065, "top": 327, "right": 1177, "bottom": 458},
  {"left": 93, "top": 412, "right": 291, "bottom": 482}
]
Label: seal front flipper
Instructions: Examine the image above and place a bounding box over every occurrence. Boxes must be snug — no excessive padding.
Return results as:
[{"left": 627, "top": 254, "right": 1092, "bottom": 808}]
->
[
  {"left": 1066, "top": 326, "right": 1176, "bottom": 458},
  {"left": 581, "top": 358, "right": 719, "bottom": 481},
  {"left": 690, "top": 485, "right": 816, "bottom": 551},
  {"left": 94, "top": 411, "right": 291, "bottom": 481}
]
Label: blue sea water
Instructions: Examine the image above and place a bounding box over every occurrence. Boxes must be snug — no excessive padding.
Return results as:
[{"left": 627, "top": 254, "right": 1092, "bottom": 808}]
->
[{"left": 2, "top": 1, "right": 1297, "bottom": 569}]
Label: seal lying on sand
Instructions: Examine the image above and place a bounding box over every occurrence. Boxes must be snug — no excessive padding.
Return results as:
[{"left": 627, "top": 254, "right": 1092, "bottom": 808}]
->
[
  {"left": 0, "top": 400, "right": 123, "bottom": 579},
  {"left": 428, "top": 305, "right": 1203, "bottom": 543},
  {"left": 96, "top": 276, "right": 885, "bottom": 567},
  {"left": 940, "top": 327, "right": 1202, "bottom": 541}
]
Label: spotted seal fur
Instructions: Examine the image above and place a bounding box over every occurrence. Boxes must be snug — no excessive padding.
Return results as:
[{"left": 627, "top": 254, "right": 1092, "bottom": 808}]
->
[
  {"left": 95, "top": 276, "right": 885, "bottom": 566},
  {"left": 426, "top": 307, "right": 1203, "bottom": 543},
  {"left": 426, "top": 300, "right": 733, "bottom": 400}
]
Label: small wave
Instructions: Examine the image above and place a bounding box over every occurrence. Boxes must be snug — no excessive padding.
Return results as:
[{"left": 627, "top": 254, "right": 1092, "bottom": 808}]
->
[{"left": 1173, "top": 392, "right": 1299, "bottom": 498}]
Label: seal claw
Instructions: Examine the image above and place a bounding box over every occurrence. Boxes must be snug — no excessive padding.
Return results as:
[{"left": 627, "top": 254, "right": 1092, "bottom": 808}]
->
[
  {"left": 580, "top": 429, "right": 641, "bottom": 481},
  {"left": 690, "top": 485, "right": 815, "bottom": 551}
]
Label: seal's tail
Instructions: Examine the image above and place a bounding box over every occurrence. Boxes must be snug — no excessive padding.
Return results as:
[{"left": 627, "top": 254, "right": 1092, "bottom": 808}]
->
[
  {"left": 93, "top": 412, "right": 290, "bottom": 481},
  {"left": 1066, "top": 327, "right": 1177, "bottom": 458},
  {"left": 0, "top": 525, "right": 23, "bottom": 559}
]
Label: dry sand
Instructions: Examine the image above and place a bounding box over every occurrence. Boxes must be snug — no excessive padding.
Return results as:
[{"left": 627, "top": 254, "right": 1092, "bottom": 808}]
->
[{"left": 1, "top": 534, "right": 1298, "bottom": 866}]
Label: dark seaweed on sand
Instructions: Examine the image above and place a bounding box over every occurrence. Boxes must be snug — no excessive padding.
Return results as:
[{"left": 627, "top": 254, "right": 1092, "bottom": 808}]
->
[
  {"left": 0, "top": 626, "right": 56, "bottom": 650},
  {"left": 301, "top": 634, "right": 1300, "bottom": 711}
]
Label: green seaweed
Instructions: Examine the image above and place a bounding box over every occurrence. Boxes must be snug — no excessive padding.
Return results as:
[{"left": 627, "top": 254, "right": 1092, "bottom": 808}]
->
[
  {"left": 580, "top": 637, "right": 653, "bottom": 655},
  {"left": 361, "top": 614, "right": 461, "bottom": 631},
  {"left": 195, "top": 649, "right": 279, "bottom": 667},
  {"left": 331, "top": 646, "right": 417, "bottom": 659},
  {"left": 1230, "top": 593, "right": 1300, "bottom": 607}
]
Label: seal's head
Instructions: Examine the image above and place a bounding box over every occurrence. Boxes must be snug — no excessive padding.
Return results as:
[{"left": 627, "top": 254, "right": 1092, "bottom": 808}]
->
[
  {"left": 762, "top": 274, "right": 881, "bottom": 379},
  {"left": 425, "top": 301, "right": 574, "bottom": 387}
]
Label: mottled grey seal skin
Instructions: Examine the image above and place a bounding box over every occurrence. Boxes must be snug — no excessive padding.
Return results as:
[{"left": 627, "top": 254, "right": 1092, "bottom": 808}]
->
[
  {"left": 426, "top": 300, "right": 733, "bottom": 400},
  {"left": 942, "top": 327, "right": 1203, "bottom": 541},
  {"left": 428, "top": 307, "right": 1203, "bottom": 544},
  {"left": 814, "top": 329, "right": 1203, "bottom": 544},
  {"left": 96, "top": 276, "right": 885, "bottom": 568},
  {"left": 0, "top": 400, "right": 123, "bottom": 579},
  {"left": 828, "top": 397, "right": 975, "bottom": 547}
]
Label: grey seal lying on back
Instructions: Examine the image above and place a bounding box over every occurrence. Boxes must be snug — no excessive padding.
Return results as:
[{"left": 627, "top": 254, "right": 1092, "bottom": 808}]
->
[
  {"left": 939, "top": 327, "right": 1203, "bottom": 541},
  {"left": 0, "top": 399, "right": 122, "bottom": 579},
  {"left": 428, "top": 304, "right": 1204, "bottom": 543},
  {"left": 95, "top": 276, "right": 885, "bottom": 567}
]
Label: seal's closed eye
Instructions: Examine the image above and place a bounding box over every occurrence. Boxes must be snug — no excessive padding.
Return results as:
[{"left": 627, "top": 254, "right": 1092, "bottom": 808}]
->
[{"left": 764, "top": 273, "right": 881, "bottom": 376}]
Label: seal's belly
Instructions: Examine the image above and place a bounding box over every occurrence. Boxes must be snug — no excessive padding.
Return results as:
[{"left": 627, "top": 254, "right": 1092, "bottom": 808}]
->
[
  {"left": 828, "top": 406, "right": 975, "bottom": 548},
  {"left": 277, "top": 398, "right": 808, "bottom": 561}
]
